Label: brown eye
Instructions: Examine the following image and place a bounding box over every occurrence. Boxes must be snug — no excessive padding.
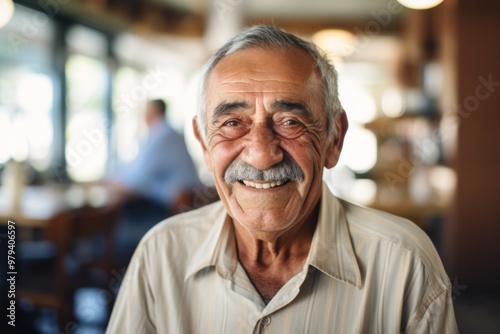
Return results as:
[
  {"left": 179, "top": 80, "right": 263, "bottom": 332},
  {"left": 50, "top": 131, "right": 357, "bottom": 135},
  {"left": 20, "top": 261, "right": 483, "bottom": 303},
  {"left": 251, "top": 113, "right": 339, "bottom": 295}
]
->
[
  {"left": 275, "top": 119, "right": 304, "bottom": 139},
  {"left": 219, "top": 119, "right": 249, "bottom": 139},
  {"left": 284, "top": 119, "right": 299, "bottom": 126},
  {"left": 223, "top": 120, "right": 240, "bottom": 127}
]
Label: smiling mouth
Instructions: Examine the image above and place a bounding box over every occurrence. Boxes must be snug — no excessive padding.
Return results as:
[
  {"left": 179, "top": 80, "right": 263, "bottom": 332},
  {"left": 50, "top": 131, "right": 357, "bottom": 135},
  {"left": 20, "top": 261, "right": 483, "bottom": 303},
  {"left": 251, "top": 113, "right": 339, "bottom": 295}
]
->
[{"left": 239, "top": 179, "right": 288, "bottom": 189}]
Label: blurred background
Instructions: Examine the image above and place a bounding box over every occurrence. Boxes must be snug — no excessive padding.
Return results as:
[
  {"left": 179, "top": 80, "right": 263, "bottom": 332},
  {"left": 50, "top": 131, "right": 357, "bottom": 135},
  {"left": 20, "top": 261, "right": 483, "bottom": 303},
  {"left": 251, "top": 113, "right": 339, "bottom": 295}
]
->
[{"left": 0, "top": 0, "right": 499, "bottom": 333}]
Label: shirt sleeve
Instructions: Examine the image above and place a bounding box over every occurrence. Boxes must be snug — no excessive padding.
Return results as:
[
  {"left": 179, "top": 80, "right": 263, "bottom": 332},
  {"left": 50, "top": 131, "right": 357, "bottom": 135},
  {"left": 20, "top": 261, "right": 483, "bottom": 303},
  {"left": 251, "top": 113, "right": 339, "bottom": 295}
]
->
[{"left": 404, "top": 276, "right": 459, "bottom": 334}]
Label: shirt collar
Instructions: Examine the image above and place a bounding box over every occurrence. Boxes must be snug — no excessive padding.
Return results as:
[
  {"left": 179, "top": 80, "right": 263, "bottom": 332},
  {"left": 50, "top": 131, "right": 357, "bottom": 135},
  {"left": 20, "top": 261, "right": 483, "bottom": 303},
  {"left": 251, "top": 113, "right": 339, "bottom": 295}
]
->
[
  {"left": 185, "top": 183, "right": 362, "bottom": 289},
  {"left": 185, "top": 203, "right": 238, "bottom": 280},
  {"left": 306, "top": 183, "right": 362, "bottom": 289}
]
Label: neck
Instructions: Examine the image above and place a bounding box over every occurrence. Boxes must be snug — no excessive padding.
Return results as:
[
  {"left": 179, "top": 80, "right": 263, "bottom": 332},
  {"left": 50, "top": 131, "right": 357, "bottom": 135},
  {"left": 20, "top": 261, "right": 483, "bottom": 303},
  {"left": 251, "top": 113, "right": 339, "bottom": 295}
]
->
[
  {"left": 233, "top": 203, "right": 320, "bottom": 302},
  {"left": 147, "top": 116, "right": 165, "bottom": 129},
  {"left": 234, "top": 214, "right": 317, "bottom": 264}
]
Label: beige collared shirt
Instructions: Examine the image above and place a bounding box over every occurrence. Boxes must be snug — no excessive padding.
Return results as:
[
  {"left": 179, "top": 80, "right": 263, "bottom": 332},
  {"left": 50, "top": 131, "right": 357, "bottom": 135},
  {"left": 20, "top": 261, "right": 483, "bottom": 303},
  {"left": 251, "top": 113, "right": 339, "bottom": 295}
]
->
[{"left": 107, "top": 183, "right": 458, "bottom": 333}]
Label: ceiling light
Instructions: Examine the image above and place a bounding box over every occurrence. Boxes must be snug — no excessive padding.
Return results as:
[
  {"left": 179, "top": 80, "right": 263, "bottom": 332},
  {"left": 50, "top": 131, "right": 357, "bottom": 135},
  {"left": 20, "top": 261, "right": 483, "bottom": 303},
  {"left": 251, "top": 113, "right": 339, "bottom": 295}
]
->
[
  {"left": 312, "top": 29, "right": 357, "bottom": 59},
  {"left": 0, "top": 0, "right": 14, "bottom": 28},
  {"left": 397, "top": 0, "right": 444, "bottom": 10}
]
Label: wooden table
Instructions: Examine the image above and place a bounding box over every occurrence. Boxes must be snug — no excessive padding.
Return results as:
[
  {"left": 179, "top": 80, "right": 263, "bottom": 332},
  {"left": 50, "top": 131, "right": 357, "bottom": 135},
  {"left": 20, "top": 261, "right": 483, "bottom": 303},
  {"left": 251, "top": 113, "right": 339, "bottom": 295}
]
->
[
  {"left": 0, "top": 184, "right": 116, "bottom": 228},
  {"left": 0, "top": 186, "right": 70, "bottom": 228}
]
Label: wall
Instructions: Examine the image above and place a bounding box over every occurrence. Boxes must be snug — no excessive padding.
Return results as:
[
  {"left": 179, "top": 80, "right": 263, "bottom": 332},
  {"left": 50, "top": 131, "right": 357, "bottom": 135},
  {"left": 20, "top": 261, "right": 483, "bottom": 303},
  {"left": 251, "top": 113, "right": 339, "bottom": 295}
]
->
[{"left": 445, "top": 0, "right": 500, "bottom": 290}]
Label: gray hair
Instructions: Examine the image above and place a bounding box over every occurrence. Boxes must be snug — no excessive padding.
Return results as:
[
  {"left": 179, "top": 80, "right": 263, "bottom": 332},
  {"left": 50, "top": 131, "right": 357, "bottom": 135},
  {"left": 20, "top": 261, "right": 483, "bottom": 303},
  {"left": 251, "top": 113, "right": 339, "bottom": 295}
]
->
[{"left": 197, "top": 25, "right": 343, "bottom": 138}]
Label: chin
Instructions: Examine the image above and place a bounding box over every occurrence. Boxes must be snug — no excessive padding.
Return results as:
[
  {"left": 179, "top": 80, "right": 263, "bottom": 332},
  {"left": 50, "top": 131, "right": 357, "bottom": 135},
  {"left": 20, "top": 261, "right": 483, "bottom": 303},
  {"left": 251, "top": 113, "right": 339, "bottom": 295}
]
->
[{"left": 234, "top": 210, "right": 298, "bottom": 235}]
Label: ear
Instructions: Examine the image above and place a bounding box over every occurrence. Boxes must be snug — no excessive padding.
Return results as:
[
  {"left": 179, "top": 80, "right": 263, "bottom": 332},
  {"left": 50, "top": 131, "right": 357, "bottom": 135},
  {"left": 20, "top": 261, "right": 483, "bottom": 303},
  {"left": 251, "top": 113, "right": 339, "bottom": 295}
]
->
[
  {"left": 192, "top": 116, "right": 213, "bottom": 173},
  {"left": 324, "top": 111, "right": 349, "bottom": 169}
]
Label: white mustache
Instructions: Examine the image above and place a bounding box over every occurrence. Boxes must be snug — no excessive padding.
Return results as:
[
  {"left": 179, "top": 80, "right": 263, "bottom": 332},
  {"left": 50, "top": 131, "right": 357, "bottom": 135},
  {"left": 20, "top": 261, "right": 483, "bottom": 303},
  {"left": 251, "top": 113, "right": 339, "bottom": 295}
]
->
[{"left": 224, "top": 156, "right": 304, "bottom": 184}]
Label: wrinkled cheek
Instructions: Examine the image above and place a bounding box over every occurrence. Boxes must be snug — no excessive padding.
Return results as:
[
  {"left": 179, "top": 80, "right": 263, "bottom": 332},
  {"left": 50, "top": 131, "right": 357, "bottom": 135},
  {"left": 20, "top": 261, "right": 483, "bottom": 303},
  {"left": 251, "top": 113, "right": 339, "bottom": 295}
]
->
[{"left": 209, "top": 154, "right": 231, "bottom": 182}]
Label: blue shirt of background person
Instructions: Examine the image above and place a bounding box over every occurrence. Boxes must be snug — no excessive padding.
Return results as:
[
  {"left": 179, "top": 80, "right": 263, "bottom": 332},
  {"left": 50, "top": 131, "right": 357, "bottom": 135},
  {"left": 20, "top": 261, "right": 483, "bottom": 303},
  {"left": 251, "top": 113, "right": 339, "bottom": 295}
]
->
[{"left": 115, "top": 99, "right": 200, "bottom": 208}]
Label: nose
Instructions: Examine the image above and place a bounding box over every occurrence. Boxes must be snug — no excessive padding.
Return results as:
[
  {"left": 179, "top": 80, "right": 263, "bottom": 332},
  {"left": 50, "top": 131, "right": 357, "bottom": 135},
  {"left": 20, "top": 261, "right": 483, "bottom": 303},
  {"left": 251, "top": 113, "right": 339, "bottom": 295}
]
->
[{"left": 240, "top": 121, "right": 283, "bottom": 170}]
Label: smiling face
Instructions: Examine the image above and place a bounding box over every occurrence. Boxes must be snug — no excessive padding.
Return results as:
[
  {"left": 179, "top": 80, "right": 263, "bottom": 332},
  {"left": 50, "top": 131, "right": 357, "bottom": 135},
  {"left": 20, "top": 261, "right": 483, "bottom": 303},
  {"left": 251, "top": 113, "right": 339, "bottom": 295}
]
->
[{"left": 194, "top": 47, "right": 346, "bottom": 241}]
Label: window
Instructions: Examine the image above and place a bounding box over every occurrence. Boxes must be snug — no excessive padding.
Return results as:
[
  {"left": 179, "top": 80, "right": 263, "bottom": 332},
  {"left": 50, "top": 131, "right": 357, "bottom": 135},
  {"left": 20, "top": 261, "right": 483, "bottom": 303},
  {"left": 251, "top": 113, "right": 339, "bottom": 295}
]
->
[
  {"left": 112, "top": 66, "right": 144, "bottom": 165},
  {"left": 64, "top": 25, "right": 109, "bottom": 182},
  {"left": 0, "top": 4, "right": 54, "bottom": 171}
]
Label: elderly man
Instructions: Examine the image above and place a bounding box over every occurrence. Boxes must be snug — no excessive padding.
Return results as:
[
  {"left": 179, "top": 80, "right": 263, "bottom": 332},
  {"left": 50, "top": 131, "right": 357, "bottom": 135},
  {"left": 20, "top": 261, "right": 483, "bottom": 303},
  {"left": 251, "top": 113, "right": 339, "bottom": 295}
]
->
[{"left": 107, "top": 26, "right": 458, "bottom": 333}]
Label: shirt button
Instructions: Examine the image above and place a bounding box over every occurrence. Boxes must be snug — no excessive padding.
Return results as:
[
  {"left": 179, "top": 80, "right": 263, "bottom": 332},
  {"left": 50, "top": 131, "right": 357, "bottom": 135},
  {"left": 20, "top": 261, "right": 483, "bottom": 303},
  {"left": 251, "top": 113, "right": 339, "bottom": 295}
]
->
[{"left": 262, "top": 316, "right": 271, "bottom": 327}]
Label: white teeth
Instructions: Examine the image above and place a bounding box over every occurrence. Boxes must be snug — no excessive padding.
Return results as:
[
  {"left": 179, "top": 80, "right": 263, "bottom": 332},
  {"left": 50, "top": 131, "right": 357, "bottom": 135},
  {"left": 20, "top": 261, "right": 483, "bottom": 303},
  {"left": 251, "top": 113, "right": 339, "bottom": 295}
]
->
[
  {"left": 242, "top": 180, "right": 255, "bottom": 187},
  {"left": 242, "top": 180, "right": 286, "bottom": 189}
]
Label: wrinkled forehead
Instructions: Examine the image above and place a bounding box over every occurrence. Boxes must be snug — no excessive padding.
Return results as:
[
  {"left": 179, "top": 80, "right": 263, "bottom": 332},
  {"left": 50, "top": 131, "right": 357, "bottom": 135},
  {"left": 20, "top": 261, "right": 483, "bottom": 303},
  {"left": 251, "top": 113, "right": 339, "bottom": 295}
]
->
[
  {"left": 207, "top": 46, "right": 317, "bottom": 84},
  {"left": 204, "top": 47, "right": 321, "bottom": 103}
]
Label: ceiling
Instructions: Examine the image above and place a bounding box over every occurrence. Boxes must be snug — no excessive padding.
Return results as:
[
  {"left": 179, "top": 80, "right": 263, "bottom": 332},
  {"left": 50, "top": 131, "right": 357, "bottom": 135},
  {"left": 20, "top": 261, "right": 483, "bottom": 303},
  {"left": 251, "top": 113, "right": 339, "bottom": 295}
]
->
[
  {"left": 151, "top": 0, "right": 407, "bottom": 40},
  {"left": 15, "top": 0, "right": 406, "bottom": 40},
  {"left": 159, "top": 0, "right": 402, "bottom": 20},
  {"left": 241, "top": 0, "right": 401, "bottom": 20}
]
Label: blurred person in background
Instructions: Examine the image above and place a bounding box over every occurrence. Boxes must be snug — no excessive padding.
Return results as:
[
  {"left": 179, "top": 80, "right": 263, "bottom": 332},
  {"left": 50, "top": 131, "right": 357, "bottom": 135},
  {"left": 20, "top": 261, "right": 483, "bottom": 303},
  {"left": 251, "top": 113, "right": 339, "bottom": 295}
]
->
[{"left": 106, "top": 99, "right": 200, "bottom": 263}]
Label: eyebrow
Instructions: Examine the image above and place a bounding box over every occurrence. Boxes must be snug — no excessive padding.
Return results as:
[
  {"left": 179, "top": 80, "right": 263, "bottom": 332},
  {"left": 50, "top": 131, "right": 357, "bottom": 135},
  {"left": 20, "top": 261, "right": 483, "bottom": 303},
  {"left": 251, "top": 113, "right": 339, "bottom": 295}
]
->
[
  {"left": 212, "top": 101, "right": 249, "bottom": 123},
  {"left": 211, "top": 99, "right": 315, "bottom": 124},
  {"left": 271, "top": 100, "right": 314, "bottom": 122}
]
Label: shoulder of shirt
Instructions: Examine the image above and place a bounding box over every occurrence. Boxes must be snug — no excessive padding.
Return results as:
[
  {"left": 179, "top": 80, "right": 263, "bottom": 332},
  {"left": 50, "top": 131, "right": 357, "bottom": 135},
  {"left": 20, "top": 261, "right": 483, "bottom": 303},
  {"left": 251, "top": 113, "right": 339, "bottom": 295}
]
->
[
  {"left": 338, "top": 198, "right": 449, "bottom": 281},
  {"left": 339, "top": 198, "right": 424, "bottom": 243}
]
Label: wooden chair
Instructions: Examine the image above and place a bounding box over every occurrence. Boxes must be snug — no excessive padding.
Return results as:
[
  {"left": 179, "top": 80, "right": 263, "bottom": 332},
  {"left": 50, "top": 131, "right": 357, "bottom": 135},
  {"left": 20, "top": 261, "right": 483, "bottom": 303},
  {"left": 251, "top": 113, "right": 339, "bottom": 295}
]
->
[{"left": 17, "top": 203, "right": 121, "bottom": 332}]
